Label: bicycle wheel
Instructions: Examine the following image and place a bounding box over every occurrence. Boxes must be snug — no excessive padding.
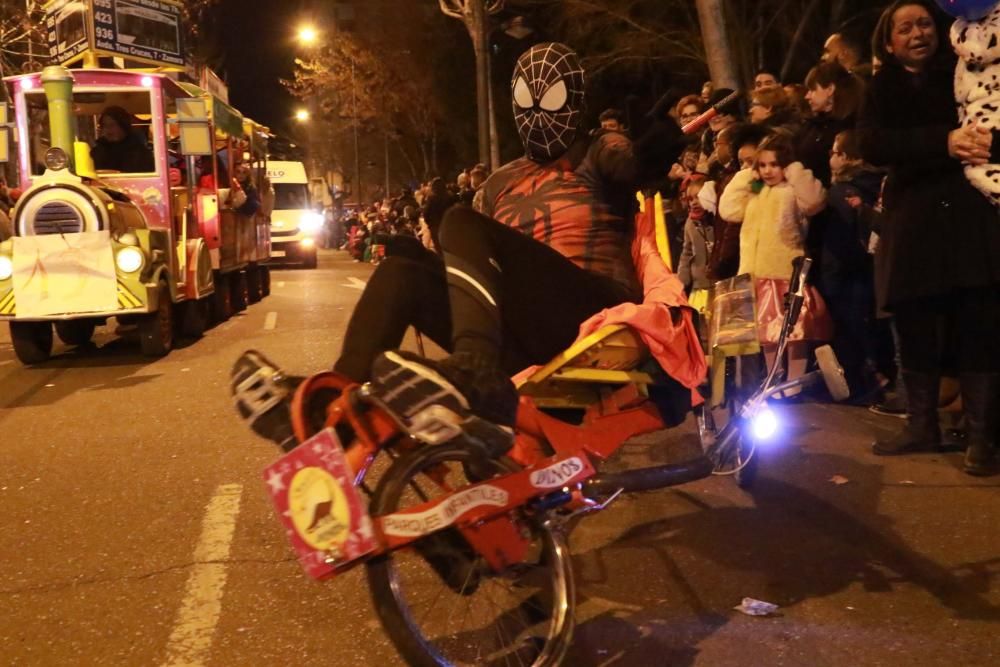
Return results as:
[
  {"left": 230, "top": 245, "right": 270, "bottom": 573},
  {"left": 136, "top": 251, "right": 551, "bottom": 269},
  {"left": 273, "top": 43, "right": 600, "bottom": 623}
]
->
[{"left": 366, "top": 442, "right": 575, "bottom": 667}]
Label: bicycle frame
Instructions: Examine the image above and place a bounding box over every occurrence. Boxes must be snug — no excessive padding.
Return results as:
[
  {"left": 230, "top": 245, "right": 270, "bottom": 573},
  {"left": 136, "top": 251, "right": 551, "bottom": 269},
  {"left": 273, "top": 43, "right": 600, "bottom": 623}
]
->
[
  {"left": 285, "top": 370, "right": 705, "bottom": 575},
  {"left": 276, "top": 256, "right": 843, "bottom": 580}
]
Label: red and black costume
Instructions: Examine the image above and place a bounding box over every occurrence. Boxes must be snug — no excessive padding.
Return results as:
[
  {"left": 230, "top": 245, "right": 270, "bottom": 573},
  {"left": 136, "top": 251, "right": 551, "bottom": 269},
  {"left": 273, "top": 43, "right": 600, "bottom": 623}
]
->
[{"left": 333, "top": 43, "right": 684, "bottom": 429}]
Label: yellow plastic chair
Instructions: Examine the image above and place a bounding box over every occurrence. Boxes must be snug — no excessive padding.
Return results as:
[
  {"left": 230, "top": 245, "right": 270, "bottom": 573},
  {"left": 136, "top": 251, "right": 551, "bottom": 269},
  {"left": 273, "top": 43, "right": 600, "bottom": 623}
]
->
[{"left": 517, "top": 193, "right": 672, "bottom": 409}]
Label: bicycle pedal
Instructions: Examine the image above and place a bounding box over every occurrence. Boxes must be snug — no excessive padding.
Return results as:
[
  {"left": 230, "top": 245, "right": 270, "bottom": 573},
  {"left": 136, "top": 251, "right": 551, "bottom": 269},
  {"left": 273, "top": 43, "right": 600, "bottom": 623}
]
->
[
  {"left": 408, "top": 405, "right": 466, "bottom": 444},
  {"left": 231, "top": 351, "right": 300, "bottom": 450},
  {"left": 231, "top": 351, "right": 290, "bottom": 419}
]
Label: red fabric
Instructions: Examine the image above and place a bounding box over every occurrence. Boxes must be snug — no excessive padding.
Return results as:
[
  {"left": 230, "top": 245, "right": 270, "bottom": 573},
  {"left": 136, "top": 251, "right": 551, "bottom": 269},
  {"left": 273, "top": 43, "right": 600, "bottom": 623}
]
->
[
  {"left": 575, "top": 200, "right": 708, "bottom": 391},
  {"left": 754, "top": 278, "right": 833, "bottom": 345}
]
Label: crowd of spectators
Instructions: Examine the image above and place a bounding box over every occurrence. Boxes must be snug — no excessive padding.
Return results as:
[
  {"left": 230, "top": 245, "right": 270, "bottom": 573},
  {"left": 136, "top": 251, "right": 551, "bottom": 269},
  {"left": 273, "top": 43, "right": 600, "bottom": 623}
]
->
[
  {"left": 644, "top": 0, "right": 1000, "bottom": 476},
  {"left": 323, "top": 2, "right": 1000, "bottom": 479},
  {"left": 328, "top": 163, "right": 492, "bottom": 264}
]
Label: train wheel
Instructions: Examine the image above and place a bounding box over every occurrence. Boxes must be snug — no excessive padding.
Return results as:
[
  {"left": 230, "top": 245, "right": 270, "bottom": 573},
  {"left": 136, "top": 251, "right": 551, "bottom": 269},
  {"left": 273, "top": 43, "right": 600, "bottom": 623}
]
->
[
  {"left": 211, "top": 273, "right": 232, "bottom": 324},
  {"left": 260, "top": 266, "right": 271, "bottom": 297},
  {"left": 179, "top": 298, "right": 208, "bottom": 338},
  {"left": 231, "top": 271, "right": 248, "bottom": 313},
  {"left": 139, "top": 284, "right": 174, "bottom": 357},
  {"left": 10, "top": 321, "right": 53, "bottom": 365},
  {"left": 55, "top": 320, "right": 96, "bottom": 346},
  {"left": 246, "top": 267, "right": 263, "bottom": 304}
]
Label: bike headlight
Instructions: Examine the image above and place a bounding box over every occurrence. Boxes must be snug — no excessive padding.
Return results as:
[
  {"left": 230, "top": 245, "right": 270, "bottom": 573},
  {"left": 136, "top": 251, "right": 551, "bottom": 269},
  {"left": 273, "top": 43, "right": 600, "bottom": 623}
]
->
[
  {"left": 300, "top": 211, "right": 324, "bottom": 234},
  {"left": 0, "top": 256, "right": 12, "bottom": 281},
  {"left": 750, "top": 406, "right": 778, "bottom": 441},
  {"left": 116, "top": 246, "right": 145, "bottom": 273},
  {"left": 44, "top": 147, "right": 69, "bottom": 171}
]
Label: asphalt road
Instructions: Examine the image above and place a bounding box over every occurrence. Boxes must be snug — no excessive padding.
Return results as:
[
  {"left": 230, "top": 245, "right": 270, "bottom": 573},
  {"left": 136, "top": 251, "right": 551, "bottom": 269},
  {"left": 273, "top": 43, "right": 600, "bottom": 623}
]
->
[{"left": 1, "top": 249, "right": 998, "bottom": 666}]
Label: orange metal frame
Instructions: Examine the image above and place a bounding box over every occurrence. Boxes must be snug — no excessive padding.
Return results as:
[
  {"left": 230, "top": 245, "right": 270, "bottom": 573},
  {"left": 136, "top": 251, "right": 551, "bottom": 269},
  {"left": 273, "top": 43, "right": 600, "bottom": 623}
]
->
[{"left": 288, "top": 370, "right": 672, "bottom": 575}]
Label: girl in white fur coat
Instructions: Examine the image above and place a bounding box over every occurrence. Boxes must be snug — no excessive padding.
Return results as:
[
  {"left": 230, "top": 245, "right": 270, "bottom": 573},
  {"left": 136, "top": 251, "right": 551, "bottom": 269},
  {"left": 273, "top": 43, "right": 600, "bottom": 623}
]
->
[
  {"left": 719, "top": 133, "right": 830, "bottom": 387},
  {"left": 719, "top": 134, "right": 827, "bottom": 278}
]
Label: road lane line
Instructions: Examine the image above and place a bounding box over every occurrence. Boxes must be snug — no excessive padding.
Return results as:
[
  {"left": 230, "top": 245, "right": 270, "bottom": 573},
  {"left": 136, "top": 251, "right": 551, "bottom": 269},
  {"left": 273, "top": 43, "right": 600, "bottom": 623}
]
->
[
  {"left": 162, "top": 483, "right": 243, "bottom": 667},
  {"left": 263, "top": 311, "right": 278, "bottom": 330},
  {"left": 343, "top": 276, "right": 367, "bottom": 290}
]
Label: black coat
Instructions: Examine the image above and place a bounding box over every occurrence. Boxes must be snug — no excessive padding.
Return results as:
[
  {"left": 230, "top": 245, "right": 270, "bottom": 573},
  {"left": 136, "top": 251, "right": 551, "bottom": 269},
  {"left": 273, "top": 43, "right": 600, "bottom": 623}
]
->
[
  {"left": 822, "top": 166, "right": 884, "bottom": 294},
  {"left": 857, "top": 60, "right": 1000, "bottom": 310},
  {"left": 795, "top": 113, "right": 854, "bottom": 291},
  {"left": 91, "top": 131, "right": 154, "bottom": 173},
  {"left": 796, "top": 112, "right": 854, "bottom": 188}
]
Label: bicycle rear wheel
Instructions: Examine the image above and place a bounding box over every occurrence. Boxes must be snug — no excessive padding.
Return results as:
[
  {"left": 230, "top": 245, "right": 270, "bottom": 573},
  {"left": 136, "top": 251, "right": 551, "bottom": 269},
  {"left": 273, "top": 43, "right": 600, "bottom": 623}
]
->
[{"left": 366, "top": 442, "right": 575, "bottom": 667}]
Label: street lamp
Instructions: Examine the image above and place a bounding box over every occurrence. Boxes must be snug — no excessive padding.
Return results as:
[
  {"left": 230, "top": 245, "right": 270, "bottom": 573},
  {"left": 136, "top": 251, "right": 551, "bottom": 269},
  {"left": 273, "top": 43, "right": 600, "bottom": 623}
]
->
[
  {"left": 297, "top": 25, "right": 318, "bottom": 46},
  {"left": 295, "top": 108, "right": 310, "bottom": 123}
]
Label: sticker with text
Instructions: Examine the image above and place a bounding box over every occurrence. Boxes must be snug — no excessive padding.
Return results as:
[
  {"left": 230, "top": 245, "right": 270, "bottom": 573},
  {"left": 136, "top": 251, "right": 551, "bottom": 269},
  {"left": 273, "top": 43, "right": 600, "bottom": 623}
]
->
[
  {"left": 530, "top": 457, "right": 586, "bottom": 489},
  {"left": 381, "top": 484, "right": 509, "bottom": 538}
]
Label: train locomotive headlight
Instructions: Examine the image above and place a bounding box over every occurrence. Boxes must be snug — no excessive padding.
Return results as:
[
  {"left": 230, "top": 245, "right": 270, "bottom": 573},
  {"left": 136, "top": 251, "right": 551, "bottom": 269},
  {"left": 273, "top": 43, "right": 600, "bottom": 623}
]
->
[
  {"left": 299, "top": 211, "right": 324, "bottom": 234},
  {"left": 44, "top": 147, "right": 69, "bottom": 171},
  {"left": 115, "top": 246, "right": 145, "bottom": 274},
  {"left": 0, "top": 255, "right": 12, "bottom": 281}
]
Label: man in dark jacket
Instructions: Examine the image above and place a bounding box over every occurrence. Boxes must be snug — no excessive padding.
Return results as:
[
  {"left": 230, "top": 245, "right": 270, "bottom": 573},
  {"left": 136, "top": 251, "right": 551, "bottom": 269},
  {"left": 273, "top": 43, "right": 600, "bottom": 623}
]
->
[{"left": 91, "top": 106, "right": 154, "bottom": 173}]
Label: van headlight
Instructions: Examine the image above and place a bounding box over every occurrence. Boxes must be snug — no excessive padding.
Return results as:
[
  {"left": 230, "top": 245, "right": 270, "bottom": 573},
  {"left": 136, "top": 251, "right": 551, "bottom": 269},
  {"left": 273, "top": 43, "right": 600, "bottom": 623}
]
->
[
  {"left": 300, "top": 211, "right": 324, "bottom": 234},
  {"left": 116, "top": 247, "right": 145, "bottom": 273},
  {"left": 0, "top": 256, "right": 12, "bottom": 281}
]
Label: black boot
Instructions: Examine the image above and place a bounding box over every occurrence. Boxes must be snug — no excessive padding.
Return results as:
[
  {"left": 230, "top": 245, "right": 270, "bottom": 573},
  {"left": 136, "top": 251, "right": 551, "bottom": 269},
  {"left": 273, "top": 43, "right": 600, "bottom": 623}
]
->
[
  {"left": 872, "top": 371, "right": 941, "bottom": 456},
  {"left": 961, "top": 373, "right": 999, "bottom": 477}
]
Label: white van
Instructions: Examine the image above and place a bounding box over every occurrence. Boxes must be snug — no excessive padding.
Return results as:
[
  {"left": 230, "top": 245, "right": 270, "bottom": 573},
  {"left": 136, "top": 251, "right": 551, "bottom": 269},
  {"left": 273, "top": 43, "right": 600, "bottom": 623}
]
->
[{"left": 266, "top": 160, "right": 323, "bottom": 268}]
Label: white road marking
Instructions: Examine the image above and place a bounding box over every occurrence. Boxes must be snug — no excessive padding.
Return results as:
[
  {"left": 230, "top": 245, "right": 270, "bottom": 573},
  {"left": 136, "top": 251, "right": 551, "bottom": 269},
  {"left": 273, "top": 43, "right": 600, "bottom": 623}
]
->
[
  {"left": 342, "top": 276, "right": 367, "bottom": 291},
  {"left": 263, "top": 311, "right": 278, "bottom": 330},
  {"left": 162, "top": 483, "right": 243, "bottom": 667}
]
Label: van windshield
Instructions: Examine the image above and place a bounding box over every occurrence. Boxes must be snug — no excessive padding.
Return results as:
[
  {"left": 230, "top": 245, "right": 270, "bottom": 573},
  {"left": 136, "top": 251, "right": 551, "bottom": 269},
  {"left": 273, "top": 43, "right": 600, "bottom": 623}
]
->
[{"left": 274, "top": 183, "right": 310, "bottom": 210}]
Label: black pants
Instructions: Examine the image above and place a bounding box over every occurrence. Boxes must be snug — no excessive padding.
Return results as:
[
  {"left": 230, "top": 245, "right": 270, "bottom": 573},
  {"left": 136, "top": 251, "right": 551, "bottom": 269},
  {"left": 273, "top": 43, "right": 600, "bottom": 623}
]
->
[
  {"left": 334, "top": 207, "right": 636, "bottom": 382},
  {"left": 893, "top": 287, "right": 1000, "bottom": 375},
  {"left": 826, "top": 278, "right": 877, "bottom": 396}
]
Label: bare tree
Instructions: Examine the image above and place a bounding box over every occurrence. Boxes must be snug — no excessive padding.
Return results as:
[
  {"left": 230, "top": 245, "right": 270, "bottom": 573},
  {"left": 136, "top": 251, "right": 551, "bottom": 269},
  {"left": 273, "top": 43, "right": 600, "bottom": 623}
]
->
[
  {"left": 439, "top": 0, "right": 505, "bottom": 170},
  {"left": 696, "top": 0, "right": 739, "bottom": 88},
  {"left": 283, "top": 32, "right": 445, "bottom": 182},
  {"left": 0, "top": 2, "right": 45, "bottom": 78},
  {"left": 517, "top": 0, "right": 892, "bottom": 89}
]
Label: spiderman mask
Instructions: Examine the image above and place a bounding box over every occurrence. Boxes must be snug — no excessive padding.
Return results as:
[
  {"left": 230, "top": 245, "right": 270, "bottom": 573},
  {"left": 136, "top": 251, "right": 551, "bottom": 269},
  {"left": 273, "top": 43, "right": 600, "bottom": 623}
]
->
[{"left": 511, "top": 42, "right": 586, "bottom": 162}]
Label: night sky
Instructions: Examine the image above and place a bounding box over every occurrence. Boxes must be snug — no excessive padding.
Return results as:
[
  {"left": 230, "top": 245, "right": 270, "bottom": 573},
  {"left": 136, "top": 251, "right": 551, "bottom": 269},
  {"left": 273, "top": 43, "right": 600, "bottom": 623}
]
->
[{"left": 214, "top": 0, "right": 300, "bottom": 136}]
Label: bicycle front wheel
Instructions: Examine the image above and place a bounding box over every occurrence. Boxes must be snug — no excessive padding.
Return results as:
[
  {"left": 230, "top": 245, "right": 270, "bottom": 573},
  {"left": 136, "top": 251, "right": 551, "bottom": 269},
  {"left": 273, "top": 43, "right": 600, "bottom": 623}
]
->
[{"left": 366, "top": 442, "right": 575, "bottom": 667}]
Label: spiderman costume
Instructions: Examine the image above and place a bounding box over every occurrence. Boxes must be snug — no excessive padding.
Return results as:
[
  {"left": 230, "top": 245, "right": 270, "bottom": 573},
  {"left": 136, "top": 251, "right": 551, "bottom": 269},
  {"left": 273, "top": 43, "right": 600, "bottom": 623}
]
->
[{"left": 233, "top": 43, "right": 683, "bottom": 447}]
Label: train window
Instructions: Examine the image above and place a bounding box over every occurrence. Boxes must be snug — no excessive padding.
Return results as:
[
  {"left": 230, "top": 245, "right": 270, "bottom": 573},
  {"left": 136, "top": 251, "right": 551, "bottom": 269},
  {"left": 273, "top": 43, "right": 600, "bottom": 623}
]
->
[{"left": 24, "top": 90, "right": 157, "bottom": 176}]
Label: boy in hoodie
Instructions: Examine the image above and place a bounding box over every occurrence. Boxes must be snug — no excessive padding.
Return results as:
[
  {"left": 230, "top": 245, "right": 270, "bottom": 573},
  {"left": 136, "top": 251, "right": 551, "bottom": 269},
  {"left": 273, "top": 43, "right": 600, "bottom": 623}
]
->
[
  {"left": 824, "top": 129, "right": 884, "bottom": 401},
  {"left": 678, "top": 175, "right": 713, "bottom": 299}
]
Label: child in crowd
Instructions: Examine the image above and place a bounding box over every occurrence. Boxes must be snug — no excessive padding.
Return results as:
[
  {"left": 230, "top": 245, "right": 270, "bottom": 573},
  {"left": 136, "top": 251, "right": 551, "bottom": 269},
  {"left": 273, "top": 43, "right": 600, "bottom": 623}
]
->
[
  {"left": 678, "top": 175, "right": 714, "bottom": 303},
  {"left": 719, "top": 133, "right": 829, "bottom": 387},
  {"left": 824, "top": 130, "right": 885, "bottom": 401}
]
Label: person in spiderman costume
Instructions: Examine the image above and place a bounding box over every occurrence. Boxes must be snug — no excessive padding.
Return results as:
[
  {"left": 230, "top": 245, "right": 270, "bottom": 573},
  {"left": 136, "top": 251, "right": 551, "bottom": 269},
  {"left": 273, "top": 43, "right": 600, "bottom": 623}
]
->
[{"left": 235, "top": 43, "right": 690, "bottom": 447}]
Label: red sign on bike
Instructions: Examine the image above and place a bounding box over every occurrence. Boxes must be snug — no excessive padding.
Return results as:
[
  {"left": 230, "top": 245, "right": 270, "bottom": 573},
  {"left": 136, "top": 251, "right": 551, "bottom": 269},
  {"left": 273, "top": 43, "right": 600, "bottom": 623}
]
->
[{"left": 264, "top": 428, "right": 376, "bottom": 579}]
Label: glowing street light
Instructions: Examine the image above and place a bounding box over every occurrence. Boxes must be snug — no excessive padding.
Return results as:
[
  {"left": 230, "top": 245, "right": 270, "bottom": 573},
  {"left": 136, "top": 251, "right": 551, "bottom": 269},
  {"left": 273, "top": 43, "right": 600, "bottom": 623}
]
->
[
  {"left": 295, "top": 108, "right": 310, "bottom": 123},
  {"left": 297, "top": 25, "right": 318, "bottom": 45}
]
